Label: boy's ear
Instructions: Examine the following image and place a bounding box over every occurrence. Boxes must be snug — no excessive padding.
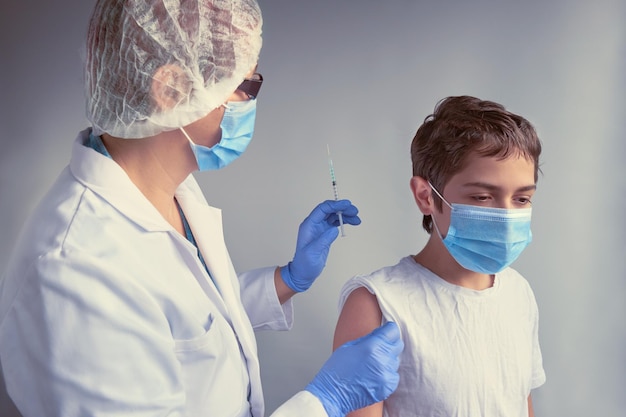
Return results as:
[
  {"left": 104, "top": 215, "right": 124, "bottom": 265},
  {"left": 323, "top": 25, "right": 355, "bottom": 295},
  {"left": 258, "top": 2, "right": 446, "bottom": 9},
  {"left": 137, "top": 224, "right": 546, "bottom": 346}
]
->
[
  {"left": 410, "top": 176, "right": 434, "bottom": 215},
  {"left": 151, "top": 64, "right": 191, "bottom": 111}
]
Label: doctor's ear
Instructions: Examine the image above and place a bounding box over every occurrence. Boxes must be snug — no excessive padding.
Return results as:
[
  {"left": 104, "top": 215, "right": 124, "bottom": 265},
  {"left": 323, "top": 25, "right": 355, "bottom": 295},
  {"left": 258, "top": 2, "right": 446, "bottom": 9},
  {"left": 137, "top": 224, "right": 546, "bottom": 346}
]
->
[
  {"left": 151, "top": 64, "right": 192, "bottom": 111},
  {"left": 410, "top": 176, "right": 435, "bottom": 215}
]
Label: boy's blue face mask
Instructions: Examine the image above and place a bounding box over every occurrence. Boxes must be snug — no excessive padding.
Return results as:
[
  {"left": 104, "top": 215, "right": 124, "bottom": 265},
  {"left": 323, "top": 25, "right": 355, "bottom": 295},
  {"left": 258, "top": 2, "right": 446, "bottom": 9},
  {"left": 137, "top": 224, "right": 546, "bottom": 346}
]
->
[
  {"left": 429, "top": 182, "right": 532, "bottom": 274},
  {"left": 181, "top": 98, "right": 256, "bottom": 171}
]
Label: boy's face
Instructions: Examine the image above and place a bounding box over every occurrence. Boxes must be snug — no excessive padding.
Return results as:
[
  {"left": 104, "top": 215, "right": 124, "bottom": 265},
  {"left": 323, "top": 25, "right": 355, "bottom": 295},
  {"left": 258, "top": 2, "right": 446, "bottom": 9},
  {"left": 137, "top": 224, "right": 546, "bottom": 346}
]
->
[{"left": 434, "top": 153, "right": 536, "bottom": 237}]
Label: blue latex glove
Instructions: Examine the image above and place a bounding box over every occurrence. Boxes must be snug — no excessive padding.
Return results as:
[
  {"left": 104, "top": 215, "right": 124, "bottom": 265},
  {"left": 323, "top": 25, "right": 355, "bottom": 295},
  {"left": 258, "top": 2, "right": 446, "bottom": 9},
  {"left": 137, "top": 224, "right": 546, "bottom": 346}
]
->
[
  {"left": 280, "top": 199, "right": 360, "bottom": 292},
  {"left": 305, "top": 322, "right": 403, "bottom": 417}
]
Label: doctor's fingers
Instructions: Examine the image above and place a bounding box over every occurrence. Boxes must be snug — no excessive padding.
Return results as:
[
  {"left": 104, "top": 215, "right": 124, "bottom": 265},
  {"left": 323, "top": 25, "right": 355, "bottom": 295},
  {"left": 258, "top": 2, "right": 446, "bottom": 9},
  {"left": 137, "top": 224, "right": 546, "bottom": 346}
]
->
[
  {"left": 306, "top": 199, "right": 359, "bottom": 223},
  {"left": 327, "top": 211, "right": 361, "bottom": 227},
  {"left": 309, "top": 226, "right": 340, "bottom": 250}
]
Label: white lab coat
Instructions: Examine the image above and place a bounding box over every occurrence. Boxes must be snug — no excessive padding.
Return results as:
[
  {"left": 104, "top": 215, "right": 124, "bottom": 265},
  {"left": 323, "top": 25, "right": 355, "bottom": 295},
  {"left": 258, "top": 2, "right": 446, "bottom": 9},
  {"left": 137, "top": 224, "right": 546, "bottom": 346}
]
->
[{"left": 0, "top": 130, "right": 327, "bottom": 417}]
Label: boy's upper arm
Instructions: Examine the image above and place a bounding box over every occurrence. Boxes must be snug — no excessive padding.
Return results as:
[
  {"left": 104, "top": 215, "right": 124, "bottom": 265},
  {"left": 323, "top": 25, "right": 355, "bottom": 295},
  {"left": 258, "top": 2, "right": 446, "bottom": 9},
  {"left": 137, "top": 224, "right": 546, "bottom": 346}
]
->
[
  {"left": 333, "top": 287, "right": 386, "bottom": 417},
  {"left": 333, "top": 286, "right": 382, "bottom": 351}
]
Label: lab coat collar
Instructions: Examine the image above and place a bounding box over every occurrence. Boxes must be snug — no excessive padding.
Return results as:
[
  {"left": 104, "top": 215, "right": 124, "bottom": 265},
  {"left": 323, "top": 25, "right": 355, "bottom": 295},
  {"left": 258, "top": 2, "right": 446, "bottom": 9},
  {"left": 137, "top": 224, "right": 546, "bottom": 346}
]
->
[
  {"left": 174, "top": 185, "right": 235, "bottom": 301},
  {"left": 70, "top": 130, "right": 246, "bottom": 329},
  {"left": 71, "top": 129, "right": 192, "bottom": 234}
]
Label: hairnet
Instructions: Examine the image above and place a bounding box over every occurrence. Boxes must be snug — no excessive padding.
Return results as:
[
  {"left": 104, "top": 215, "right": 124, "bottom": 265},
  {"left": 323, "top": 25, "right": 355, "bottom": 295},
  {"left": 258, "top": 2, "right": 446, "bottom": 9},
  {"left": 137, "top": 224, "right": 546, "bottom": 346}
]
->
[{"left": 85, "top": 0, "right": 263, "bottom": 139}]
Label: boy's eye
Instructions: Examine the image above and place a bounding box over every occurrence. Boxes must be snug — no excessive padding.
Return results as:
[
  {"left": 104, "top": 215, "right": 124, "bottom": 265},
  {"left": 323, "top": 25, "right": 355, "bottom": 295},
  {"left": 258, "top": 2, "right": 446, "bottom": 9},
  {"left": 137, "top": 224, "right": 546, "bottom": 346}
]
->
[
  {"left": 472, "top": 195, "right": 491, "bottom": 202},
  {"left": 515, "top": 197, "right": 532, "bottom": 205}
]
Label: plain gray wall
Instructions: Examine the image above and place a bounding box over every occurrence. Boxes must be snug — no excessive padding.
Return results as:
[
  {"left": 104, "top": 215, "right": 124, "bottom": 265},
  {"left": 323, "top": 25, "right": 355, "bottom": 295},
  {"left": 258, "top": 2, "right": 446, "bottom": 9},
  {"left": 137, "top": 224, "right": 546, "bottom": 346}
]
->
[{"left": 1, "top": 0, "right": 625, "bottom": 416}]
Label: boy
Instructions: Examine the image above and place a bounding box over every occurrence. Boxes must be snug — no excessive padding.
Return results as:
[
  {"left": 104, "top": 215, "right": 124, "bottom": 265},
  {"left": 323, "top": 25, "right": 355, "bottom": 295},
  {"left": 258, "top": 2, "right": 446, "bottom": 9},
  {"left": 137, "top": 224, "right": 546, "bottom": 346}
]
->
[{"left": 334, "top": 95, "right": 546, "bottom": 416}]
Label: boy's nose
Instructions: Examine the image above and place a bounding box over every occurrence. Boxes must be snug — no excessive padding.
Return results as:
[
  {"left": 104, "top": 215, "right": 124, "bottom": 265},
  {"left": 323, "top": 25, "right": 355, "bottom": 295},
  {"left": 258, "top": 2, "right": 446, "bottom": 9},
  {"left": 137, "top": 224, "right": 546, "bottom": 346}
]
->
[{"left": 497, "top": 199, "right": 515, "bottom": 210}]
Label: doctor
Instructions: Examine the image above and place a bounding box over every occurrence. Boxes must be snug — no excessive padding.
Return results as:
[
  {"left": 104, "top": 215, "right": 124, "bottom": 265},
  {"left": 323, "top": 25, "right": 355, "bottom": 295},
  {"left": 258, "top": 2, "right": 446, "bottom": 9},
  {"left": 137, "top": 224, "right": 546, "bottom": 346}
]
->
[{"left": 0, "top": 0, "right": 403, "bottom": 416}]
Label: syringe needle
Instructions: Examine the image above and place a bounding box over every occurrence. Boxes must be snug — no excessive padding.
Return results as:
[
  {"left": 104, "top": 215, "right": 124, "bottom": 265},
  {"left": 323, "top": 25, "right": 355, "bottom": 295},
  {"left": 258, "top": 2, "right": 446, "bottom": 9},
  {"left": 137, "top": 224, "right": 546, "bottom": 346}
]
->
[{"left": 327, "top": 144, "right": 345, "bottom": 237}]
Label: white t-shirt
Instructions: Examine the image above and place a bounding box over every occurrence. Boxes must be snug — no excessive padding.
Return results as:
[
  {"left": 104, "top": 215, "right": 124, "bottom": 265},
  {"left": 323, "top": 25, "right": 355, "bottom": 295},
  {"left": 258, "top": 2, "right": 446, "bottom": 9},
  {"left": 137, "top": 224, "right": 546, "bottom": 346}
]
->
[{"left": 339, "top": 256, "right": 546, "bottom": 417}]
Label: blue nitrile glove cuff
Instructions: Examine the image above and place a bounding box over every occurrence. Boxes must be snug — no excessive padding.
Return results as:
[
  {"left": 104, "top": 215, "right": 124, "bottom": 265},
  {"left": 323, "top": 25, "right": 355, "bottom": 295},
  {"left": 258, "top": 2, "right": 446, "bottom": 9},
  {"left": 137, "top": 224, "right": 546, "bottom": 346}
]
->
[
  {"left": 280, "top": 263, "right": 308, "bottom": 293},
  {"left": 305, "top": 381, "right": 343, "bottom": 417}
]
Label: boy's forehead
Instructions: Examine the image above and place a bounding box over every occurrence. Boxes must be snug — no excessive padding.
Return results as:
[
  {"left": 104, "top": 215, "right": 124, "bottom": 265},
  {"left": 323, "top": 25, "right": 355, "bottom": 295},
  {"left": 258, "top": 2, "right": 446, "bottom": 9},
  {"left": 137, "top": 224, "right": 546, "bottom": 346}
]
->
[{"left": 447, "top": 153, "right": 536, "bottom": 189}]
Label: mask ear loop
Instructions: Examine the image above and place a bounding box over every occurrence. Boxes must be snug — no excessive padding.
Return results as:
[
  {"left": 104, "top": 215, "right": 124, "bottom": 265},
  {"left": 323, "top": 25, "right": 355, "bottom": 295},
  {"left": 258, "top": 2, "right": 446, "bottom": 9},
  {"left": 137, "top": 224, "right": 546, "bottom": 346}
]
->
[
  {"left": 180, "top": 127, "right": 195, "bottom": 147},
  {"left": 180, "top": 100, "right": 228, "bottom": 149},
  {"left": 427, "top": 181, "right": 453, "bottom": 209},
  {"left": 180, "top": 127, "right": 200, "bottom": 163},
  {"left": 430, "top": 213, "right": 445, "bottom": 240},
  {"left": 427, "top": 181, "right": 452, "bottom": 240}
]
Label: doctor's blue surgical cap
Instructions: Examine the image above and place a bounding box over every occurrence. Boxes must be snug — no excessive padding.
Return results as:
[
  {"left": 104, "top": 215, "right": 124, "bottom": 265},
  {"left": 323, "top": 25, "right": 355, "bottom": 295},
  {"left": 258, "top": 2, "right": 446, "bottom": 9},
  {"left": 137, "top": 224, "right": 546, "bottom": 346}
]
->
[{"left": 85, "top": 0, "right": 263, "bottom": 139}]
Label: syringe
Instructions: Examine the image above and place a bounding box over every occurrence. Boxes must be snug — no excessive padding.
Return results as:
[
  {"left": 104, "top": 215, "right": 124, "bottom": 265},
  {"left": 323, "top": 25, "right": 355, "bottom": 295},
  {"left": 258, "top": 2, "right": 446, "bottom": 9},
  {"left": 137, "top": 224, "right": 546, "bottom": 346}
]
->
[{"left": 327, "top": 144, "right": 345, "bottom": 237}]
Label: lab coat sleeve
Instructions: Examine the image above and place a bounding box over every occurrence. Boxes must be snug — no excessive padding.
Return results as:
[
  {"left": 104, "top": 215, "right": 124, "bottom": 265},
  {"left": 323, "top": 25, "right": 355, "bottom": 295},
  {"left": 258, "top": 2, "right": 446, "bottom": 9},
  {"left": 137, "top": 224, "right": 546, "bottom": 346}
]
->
[
  {"left": 270, "top": 391, "right": 328, "bottom": 417},
  {"left": 239, "top": 266, "right": 294, "bottom": 331}
]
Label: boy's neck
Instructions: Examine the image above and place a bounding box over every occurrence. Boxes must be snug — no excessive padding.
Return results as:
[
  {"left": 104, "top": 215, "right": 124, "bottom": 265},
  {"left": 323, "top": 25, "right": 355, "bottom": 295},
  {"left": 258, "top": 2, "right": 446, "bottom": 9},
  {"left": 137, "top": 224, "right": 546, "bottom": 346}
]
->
[{"left": 413, "top": 238, "right": 494, "bottom": 291}]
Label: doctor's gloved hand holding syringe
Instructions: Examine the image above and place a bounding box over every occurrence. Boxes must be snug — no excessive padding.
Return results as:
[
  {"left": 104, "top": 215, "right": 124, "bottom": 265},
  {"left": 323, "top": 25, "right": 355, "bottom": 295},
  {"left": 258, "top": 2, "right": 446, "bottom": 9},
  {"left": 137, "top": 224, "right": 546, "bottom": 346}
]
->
[{"left": 279, "top": 199, "right": 359, "bottom": 294}]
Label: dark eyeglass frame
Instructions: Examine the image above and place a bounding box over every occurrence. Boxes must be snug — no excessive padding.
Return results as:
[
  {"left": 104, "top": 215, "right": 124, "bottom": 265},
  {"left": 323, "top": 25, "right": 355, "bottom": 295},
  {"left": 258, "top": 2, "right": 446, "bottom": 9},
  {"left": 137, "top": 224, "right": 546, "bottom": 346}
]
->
[{"left": 237, "top": 73, "right": 263, "bottom": 99}]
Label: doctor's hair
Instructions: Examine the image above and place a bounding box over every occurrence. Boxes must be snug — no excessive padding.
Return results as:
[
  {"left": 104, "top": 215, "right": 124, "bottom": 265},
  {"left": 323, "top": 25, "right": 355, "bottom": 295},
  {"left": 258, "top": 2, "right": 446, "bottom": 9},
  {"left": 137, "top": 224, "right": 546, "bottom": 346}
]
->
[
  {"left": 411, "top": 95, "right": 542, "bottom": 234},
  {"left": 86, "top": 0, "right": 174, "bottom": 126},
  {"left": 84, "top": 0, "right": 262, "bottom": 138}
]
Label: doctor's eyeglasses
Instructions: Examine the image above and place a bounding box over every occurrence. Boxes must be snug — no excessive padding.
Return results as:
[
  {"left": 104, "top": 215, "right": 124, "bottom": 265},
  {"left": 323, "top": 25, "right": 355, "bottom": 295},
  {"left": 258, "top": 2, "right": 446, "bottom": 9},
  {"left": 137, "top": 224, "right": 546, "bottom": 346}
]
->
[{"left": 237, "top": 73, "right": 263, "bottom": 99}]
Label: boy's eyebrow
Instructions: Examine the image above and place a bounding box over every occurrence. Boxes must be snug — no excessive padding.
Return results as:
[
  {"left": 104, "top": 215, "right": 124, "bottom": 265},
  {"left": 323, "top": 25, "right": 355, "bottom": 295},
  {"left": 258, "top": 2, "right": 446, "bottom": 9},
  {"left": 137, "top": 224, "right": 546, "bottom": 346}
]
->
[{"left": 462, "top": 182, "right": 537, "bottom": 192}]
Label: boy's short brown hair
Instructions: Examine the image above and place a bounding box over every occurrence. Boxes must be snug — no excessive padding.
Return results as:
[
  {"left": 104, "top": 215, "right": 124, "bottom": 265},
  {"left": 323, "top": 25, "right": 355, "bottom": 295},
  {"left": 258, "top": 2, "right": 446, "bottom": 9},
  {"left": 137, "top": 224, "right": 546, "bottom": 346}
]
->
[{"left": 411, "top": 95, "right": 542, "bottom": 233}]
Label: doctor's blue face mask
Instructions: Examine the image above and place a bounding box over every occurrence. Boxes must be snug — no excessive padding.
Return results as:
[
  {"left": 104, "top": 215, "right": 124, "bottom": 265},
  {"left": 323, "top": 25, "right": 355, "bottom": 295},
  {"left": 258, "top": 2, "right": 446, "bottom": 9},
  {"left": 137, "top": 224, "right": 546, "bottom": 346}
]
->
[
  {"left": 181, "top": 98, "right": 257, "bottom": 171},
  {"left": 428, "top": 182, "right": 533, "bottom": 274}
]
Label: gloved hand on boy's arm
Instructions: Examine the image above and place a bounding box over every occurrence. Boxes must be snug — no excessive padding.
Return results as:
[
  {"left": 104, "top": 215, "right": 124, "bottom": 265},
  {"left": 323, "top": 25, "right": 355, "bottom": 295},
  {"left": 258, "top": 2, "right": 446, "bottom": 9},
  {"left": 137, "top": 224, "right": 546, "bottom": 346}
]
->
[
  {"left": 306, "top": 322, "right": 403, "bottom": 417},
  {"left": 281, "top": 199, "right": 360, "bottom": 293}
]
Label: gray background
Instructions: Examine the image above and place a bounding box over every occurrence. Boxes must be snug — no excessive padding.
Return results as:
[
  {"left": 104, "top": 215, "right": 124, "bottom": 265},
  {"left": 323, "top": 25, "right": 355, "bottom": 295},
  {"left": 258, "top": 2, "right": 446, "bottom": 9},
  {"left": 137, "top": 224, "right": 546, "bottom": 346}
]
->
[{"left": 1, "top": 0, "right": 625, "bottom": 416}]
